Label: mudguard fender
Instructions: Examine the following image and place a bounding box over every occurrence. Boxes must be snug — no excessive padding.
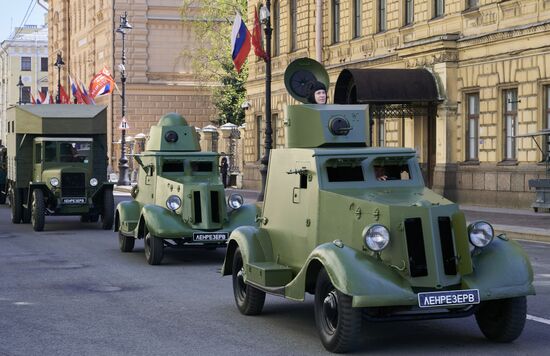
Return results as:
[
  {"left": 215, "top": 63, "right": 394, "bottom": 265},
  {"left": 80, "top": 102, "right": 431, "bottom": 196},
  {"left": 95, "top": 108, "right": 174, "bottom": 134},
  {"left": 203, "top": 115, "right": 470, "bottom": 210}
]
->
[
  {"left": 221, "top": 226, "right": 273, "bottom": 276},
  {"left": 140, "top": 204, "right": 187, "bottom": 238},
  {"left": 463, "top": 238, "right": 535, "bottom": 300},
  {"left": 285, "top": 243, "right": 417, "bottom": 307},
  {"left": 224, "top": 203, "right": 260, "bottom": 230},
  {"left": 115, "top": 200, "right": 141, "bottom": 233}
]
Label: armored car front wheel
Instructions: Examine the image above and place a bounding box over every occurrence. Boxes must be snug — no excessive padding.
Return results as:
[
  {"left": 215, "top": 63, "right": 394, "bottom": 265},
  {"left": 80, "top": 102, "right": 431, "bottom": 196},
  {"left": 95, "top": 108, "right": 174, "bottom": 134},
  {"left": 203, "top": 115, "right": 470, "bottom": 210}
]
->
[
  {"left": 119, "top": 231, "right": 135, "bottom": 252},
  {"left": 475, "top": 296, "right": 527, "bottom": 342},
  {"left": 31, "top": 189, "right": 45, "bottom": 232},
  {"left": 314, "top": 269, "right": 361, "bottom": 353},
  {"left": 144, "top": 232, "right": 164, "bottom": 265},
  {"left": 232, "top": 248, "right": 265, "bottom": 315}
]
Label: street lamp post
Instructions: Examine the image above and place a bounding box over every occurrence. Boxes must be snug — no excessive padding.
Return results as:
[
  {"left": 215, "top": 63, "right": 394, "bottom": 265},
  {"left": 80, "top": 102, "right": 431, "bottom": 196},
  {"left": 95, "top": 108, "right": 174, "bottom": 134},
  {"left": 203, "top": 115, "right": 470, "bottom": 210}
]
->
[
  {"left": 16, "top": 76, "right": 24, "bottom": 105},
  {"left": 116, "top": 11, "right": 132, "bottom": 186},
  {"left": 54, "top": 53, "right": 64, "bottom": 104},
  {"left": 258, "top": 2, "right": 272, "bottom": 201}
]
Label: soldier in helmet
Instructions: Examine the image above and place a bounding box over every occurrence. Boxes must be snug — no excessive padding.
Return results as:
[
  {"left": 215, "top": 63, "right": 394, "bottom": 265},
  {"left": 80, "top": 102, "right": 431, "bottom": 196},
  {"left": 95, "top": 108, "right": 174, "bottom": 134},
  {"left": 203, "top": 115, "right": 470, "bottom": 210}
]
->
[{"left": 307, "top": 81, "right": 327, "bottom": 104}]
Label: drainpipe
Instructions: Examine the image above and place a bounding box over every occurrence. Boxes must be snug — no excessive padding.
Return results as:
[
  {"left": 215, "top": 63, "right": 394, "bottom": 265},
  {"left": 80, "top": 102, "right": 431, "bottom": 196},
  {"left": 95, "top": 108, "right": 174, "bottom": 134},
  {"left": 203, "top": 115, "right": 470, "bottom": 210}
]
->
[{"left": 316, "top": 0, "right": 322, "bottom": 62}]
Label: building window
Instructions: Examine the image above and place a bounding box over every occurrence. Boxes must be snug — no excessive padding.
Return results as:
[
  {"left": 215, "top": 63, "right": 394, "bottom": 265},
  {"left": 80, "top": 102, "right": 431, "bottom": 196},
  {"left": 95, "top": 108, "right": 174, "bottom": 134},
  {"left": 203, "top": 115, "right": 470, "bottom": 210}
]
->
[
  {"left": 353, "top": 0, "right": 361, "bottom": 38},
  {"left": 434, "top": 0, "right": 445, "bottom": 18},
  {"left": 22, "top": 86, "right": 31, "bottom": 103},
  {"left": 466, "top": 93, "right": 479, "bottom": 161},
  {"left": 332, "top": 0, "right": 340, "bottom": 43},
  {"left": 503, "top": 89, "right": 518, "bottom": 160},
  {"left": 21, "top": 57, "right": 31, "bottom": 71},
  {"left": 405, "top": 0, "right": 414, "bottom": 26},
  {"left": 256, "top": 115, "right": 263, "bottom": 160},
  {"left": 290, "top": 0, "right": 297, "bottom": 51},
  {"left": 467, "top": 0, "right": 478, "bottom": 9},
  {"left": 273, "top": 0, "right": 280, "bottom": 56},
  {"left": 378, "top": 0, "right": 386, "bottom": 32},
  {"left": 41, "top": 57, "right": 48, "bottom": 71}
]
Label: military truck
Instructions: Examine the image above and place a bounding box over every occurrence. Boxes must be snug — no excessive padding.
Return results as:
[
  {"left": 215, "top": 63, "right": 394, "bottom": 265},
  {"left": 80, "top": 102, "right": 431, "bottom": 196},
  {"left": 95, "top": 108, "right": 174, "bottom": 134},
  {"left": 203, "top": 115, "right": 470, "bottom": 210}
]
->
[
  {"left": 4, "top": 105, "right": 113, "bottom": 231},
  {"left": 0, "top": 145, "right": 7, "bottom": 204},
  {"left": 221, "top": 59, "right": 535, "bottom": 353},
  {"left": 114, "top": 113, "right": 257, "bottom": 265}
]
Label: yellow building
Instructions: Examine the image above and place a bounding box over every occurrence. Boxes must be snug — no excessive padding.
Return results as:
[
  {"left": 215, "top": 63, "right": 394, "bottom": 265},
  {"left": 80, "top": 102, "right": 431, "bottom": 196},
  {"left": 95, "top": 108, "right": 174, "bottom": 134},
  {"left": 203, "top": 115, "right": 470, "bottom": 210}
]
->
[
  {"left": 244, "top": 0, "right": 550, "bottom": 208},
  {"left": 47, "top": 0, "right": 216, "bottom": 170},
  {"left": 0, "top": 25, "right": 49, "bottom": 144}
]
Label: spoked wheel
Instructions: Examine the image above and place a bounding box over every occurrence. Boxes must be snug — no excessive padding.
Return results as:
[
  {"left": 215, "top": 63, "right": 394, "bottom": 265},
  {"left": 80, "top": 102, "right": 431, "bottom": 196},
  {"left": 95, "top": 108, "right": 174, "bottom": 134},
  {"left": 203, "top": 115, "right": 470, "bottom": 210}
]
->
[
  {"left": 144, "top": 232, "right": 164, "bottom": 265},
  {"left": 314, "top": 268, "right": 361, "bottom": 353},
  {"left": 475, "top": 296, "right": 527, "bottom": 342},
  {"left": 101, "top": 189, "right": 114, "bottom": 230},
  {"left": 10, "top": 188, "right": 22, "bottom": 224},
  {"left": 232, "top": 247, "right": 265, "bottom": 315},
  {"left": 31, "top": 189, "right": 45, "bottom": 231},
  {"left": 119, "top": 230, "right": 135, "bottom": 252}
]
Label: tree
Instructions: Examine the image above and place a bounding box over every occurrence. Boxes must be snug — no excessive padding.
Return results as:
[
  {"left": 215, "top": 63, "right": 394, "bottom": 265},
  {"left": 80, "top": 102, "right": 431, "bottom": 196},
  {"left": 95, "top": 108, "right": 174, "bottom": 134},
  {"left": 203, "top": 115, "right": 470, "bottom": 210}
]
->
[{"left": 181, "top": 0, "right": 249, "bottom": 125}]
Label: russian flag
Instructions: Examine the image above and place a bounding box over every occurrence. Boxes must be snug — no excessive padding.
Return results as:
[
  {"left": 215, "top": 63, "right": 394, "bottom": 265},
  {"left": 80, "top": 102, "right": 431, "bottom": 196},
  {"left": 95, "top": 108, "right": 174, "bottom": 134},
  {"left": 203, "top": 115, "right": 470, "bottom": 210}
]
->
[{"left": 231, "top": 13, "right": 251, "bottom": 73}]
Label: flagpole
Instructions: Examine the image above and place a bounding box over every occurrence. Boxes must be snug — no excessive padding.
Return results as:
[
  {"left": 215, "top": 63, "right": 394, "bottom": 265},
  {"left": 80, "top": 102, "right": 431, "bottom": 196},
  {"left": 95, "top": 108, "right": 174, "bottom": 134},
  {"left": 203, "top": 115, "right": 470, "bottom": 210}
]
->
[{"left": 258, "top": 1, "right": 272, "bottom": 202}]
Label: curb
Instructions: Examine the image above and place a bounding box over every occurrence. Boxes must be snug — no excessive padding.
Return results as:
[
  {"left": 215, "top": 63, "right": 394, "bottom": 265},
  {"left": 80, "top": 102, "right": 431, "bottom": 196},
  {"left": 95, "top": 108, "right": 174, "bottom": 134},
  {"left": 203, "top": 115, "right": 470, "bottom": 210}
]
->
[{"left": 492, "top": 224, "right": 550, "bottom": 244}]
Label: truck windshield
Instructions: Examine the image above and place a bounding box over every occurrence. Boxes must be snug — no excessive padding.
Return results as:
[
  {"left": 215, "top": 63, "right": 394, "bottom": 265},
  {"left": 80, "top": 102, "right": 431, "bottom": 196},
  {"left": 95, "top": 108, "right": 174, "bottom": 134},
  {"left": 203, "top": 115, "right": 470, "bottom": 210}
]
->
[
  {"left": 372, "top": 157, "right": 412, "bottom": 181},
  {"left": 58, "top": 141, "right": 91, "bottom": 163}
]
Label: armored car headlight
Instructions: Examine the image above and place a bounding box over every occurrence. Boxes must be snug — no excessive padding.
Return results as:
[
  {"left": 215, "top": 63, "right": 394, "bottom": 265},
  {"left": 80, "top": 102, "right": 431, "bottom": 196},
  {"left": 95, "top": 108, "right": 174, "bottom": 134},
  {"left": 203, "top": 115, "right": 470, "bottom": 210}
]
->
[
  {"left": 468, "top": 221, "right": 494, "bottom": 248},
  {"left": 89, "top": 178, "right": 98, "bottom": 187},
  {"left": 363, "top": 224, "right": 390, "bottom": 252},
  {"left": 166, "top": 195, "right": 182, "bottom": 211},
  {"left": 227, "top": 193, "right": 244, "bottom": 210},
  {"left": 50, "top": 177, "right": 59, "bottom": 187}
]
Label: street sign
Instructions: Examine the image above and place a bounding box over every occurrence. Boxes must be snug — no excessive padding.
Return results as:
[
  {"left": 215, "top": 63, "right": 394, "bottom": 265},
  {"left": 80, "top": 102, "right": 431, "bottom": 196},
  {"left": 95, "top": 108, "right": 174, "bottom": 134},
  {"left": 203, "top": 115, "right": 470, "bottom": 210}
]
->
[{"left": 119, "top": 117, "right": 129, "bottom": 130}]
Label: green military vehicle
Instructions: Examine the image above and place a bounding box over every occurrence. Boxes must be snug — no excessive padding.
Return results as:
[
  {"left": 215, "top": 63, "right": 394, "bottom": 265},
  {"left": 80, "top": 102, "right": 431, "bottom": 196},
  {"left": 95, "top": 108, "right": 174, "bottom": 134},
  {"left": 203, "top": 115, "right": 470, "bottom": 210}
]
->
[
  {"left": 3, "top": 105, "right": 114, "bottom": 231},
  {"left": 0, "top": 145, "right": 7, "bottom": 204},
  {"left": 114, "top": 113, "right": 258, "bottom": 265},
  {"left": 221, "top": 59, "right": 535, "bottom": 353}
]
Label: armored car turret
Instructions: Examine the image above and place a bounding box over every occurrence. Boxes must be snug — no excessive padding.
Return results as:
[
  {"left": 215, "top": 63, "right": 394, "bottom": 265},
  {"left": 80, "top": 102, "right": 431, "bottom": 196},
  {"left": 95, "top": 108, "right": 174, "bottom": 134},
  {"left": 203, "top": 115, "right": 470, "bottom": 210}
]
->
[
  {"left": 114, "top": 113, "right": 257, "bottom": 265},
  {"left": 222, "top": 58, "right": 534, "bottom": 353}
]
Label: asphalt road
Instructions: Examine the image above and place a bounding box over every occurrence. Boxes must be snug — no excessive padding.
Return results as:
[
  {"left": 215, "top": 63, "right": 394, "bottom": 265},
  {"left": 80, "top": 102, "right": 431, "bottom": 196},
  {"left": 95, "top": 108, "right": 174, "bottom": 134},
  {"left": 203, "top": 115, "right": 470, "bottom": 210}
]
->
[{"left": 0, "top": 194, "right": 549, "bottom": 355}]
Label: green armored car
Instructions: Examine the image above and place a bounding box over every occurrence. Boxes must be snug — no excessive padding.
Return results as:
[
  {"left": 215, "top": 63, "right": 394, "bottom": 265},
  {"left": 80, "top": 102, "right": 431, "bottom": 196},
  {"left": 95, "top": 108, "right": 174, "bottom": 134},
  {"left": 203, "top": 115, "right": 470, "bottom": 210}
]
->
[
  {"left": 115, "top": 113, "right": 257, "bottom": 265},
  {"left": 222, "top": 59, "right": 535, "bottom": 353},
  {"left": 3, "top": 105, "right": 113, "bottom": 231}
]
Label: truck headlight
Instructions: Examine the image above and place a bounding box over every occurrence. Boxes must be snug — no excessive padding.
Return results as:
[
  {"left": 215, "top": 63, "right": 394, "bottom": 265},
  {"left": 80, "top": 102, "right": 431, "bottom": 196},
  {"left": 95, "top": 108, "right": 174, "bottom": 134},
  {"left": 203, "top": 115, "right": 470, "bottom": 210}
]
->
[
  {"left": 227, "top": 193, "right": 244, "bottom": 210},
  {"left": 89, "top": 178, "right": 98, "bottom": 187},
  {"left": 362, "top": 224, "right": 390, "bottom": 252},
  {"left": 50, "top": 177, "right": 59, "bottom": 187},
  {"left": 468, "top": 221, "right": 494, "bottom": 248},
  {"left": 166, "top": 195, "right": 182, "bottom": 211}
]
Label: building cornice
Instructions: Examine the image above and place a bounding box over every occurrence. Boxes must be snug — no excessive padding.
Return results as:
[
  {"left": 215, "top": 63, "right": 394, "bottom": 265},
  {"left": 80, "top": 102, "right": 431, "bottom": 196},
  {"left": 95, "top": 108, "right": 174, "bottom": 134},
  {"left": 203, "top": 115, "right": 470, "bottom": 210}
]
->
[{"left": 457, "top": 19, "right": 550, "bottom": 46}]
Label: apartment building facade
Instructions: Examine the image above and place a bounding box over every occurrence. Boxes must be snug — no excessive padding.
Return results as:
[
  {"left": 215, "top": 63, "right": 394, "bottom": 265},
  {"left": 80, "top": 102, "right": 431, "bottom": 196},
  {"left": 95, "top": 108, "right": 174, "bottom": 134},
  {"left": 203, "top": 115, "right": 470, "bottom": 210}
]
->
[{"left": 244, "top": 0, "right": 550, "bottom": 208}]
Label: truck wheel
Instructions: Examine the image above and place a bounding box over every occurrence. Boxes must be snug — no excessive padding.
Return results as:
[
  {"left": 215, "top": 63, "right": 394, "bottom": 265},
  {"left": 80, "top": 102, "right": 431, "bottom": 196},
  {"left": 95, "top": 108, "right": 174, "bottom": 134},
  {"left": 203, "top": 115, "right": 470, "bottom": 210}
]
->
[
  {"left": 31, "top": 189, "right": 45, "bottom": 232},
  {"left": 119, "top": 231, "right": 135, "bottom": 252},
  {"left": 232, "top": 248, "right": 265, "bottom": 315},
  {"left": 10, "top": 189, "right": 22, "bottom": 224},
  {"left": 475, "top": 296, "right": 526, "bottom": 342},
  {"left": 22, "top": 191, "right": 31, "bottom": 224},
  {"left": 314, "top": 269, "right": 361, "bottom": 353},
  {"left": 101, "top": 189, "right": 114, "bottom": 230},
  {"left": 144, "top": 232, "right": 163, "bottom": 265}
]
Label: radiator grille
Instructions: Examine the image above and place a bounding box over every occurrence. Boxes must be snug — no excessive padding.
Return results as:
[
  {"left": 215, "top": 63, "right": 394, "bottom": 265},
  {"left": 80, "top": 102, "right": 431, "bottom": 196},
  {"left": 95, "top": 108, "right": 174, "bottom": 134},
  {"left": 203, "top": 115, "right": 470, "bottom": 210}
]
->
[
  {"left": 61, "top": 172, "right": 85, "bottom": 197},
  {"left": 193, "top": 191, "right": 202, "bottom": 223},
  {"left": 404, "top": 218, "right": 428, "bottom": 277},
  {"left": 438, "top": 217, "right": 457, "bottom": 275},
  {"left": 210, "top": 191, "right": 220, "bottom": 223}
]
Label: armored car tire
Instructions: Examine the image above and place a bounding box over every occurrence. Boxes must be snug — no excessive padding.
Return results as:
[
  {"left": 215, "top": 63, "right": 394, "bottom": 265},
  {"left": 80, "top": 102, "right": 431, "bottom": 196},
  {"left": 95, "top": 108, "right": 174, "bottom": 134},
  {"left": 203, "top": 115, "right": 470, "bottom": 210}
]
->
[
  {"left": 144, "top": 232, "right": 164, "bottom": 265},
  {"left": 101, "top": 189, "right": 114, "bottom": 230},
  {"left": 31, "top": 189, "right": 45, "bottom": 232},
  {"left": 10, "top": 188, "right": 22, "bottom": 224},
  {"left": 314, "top": 269, "right": 361, "bottom": 353},
  {"left": 475, "top": 296, "right": 527, "bottom": 343},
  {"left": 119, "top": 231, "right": 135, "bottom": 252},
  {"left": 232, "top": 248, "right": 265, "bottom": 315}
]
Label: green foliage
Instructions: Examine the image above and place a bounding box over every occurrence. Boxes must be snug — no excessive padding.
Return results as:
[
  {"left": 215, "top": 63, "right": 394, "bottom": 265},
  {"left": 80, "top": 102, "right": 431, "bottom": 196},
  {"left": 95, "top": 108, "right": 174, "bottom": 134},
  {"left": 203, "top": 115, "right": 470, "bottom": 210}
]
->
[{"left": 181, "top": 0, "right": 249, "bottom": 125}]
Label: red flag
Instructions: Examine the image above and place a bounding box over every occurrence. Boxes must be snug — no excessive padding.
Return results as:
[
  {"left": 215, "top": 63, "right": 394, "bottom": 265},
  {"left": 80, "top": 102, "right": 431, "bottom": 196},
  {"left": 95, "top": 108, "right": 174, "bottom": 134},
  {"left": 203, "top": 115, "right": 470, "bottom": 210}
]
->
[
  {"left": 89, "top": 66, "right": 115, "bottom": 98},
  {"left": 31, "top": 93, "right": 36, "bottom": 104},
  {"left": 252, "top": 6, "right": 268, "bottom": 61},
  {"left": 59, "top": 85, "right": 70, "bottom": 104}
]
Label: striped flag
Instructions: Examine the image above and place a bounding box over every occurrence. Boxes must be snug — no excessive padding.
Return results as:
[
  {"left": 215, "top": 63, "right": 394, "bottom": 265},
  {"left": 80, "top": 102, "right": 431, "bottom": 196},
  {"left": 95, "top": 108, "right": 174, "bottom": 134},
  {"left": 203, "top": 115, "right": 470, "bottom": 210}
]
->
[{"left": 230, "top": 13, "right": 251, "bottom": 73}]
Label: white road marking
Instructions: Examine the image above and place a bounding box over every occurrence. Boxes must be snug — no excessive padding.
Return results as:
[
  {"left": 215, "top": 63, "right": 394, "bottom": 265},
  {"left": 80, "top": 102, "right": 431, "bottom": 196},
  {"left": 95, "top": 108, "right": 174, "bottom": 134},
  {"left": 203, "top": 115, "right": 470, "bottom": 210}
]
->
[
  {"left": 13, "top": 302, "right": 34, "bottom": 306},
  {"left": 527, "top": 314, "right": 550, "bottom": 326},
  {"left": 535, "top": 274, "right": 550, "bottom": 278}
]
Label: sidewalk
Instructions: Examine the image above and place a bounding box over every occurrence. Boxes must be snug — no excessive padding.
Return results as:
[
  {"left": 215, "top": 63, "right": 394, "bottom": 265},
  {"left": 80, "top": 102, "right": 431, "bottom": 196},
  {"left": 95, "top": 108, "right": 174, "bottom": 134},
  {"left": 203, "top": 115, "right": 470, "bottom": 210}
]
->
[{"left": 115, "top": 185, "right": 550, "bottom": 243}]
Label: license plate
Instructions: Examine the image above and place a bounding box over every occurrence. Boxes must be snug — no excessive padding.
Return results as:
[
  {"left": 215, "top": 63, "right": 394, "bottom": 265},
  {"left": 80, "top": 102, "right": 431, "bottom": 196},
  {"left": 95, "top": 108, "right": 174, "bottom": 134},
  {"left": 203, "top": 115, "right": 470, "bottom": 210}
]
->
[
  {"left": 62, "top": 197, "right": 86, "bottom": 204},
  {"left": 192, "top": 232, "right": 228, "bottom": 242},
  {"left": 418, "top": 289, "right": 480, "bottom": 308}
]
